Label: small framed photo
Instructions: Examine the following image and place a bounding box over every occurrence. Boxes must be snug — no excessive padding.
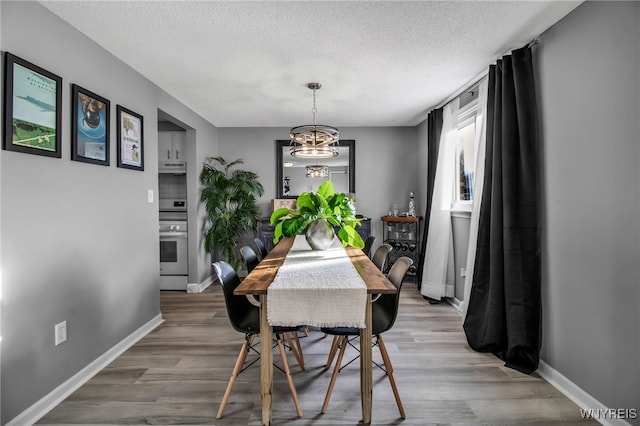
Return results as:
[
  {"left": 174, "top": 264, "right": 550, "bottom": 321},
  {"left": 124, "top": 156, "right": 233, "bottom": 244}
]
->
[
  {"left": 71, "top": 84, "right": 110, "bottom": 166},
  {"left": 3, "top": 52, "right": 62, "bottom": 158},
  {"left": 116, "top": 105, "right": 144, "bottom": 171}
]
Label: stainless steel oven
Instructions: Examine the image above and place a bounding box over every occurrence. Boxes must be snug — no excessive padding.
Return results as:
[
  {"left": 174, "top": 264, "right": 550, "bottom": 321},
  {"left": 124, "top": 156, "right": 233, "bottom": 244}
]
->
[
  {"left": 159, "top": 216, "right": 188, "bottom": 290},
  {"left": 159, "top": 193, "right": 188, "bottom": 289},
  {"left": 160, "top": 220, "right": 188, "bottom": 274}
]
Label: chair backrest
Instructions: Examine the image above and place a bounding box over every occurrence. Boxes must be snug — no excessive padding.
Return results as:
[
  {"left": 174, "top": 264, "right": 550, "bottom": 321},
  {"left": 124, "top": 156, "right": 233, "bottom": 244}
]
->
[
  {"left": 239, "top": 245, "right": 260, "bottom": 273},
  {"left": 372, "top": 256, "right": 413, "bottom": 335},
  {"left": 213, "top": 261, "right": 259, "bottom": 333},
  {"left": 253, "top": 238, "right": 268, "bottom": 259},
  {"left": 371, "top": 243, "right": 393, "bottom": 271},
  {"left": 362, "top": 236, "right": 376, "bottom": 258}
]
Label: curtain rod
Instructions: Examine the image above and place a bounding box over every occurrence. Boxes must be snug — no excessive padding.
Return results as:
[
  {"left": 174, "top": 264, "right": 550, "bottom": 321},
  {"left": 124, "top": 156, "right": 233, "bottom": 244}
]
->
[{"left": 432, "top": 37, "right": 538, "bottom": 111}]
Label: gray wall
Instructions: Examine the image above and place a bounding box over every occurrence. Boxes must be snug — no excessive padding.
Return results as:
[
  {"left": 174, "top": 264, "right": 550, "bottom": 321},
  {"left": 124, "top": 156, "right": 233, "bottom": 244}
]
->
[
  {"left": 535, "top": 0, "right": 639, "bottom": 418},
  {"left": 217, "top": 126, "right": 419, "bottom": 250},
  {"left": 0, "top": 2, "right": 217, "bottom": 423}
]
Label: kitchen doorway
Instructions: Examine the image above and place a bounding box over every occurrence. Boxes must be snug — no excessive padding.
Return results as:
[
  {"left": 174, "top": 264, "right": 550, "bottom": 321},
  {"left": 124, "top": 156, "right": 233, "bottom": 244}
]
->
[{"left": 157, "top": 110, "right": 192, "bottom": 291}]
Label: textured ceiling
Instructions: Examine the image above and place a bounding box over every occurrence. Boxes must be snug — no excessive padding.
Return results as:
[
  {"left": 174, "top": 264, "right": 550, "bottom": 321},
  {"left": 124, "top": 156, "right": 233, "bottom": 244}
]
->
[{"left": 40, "top": 1, "right": 581, "bottom": 127}]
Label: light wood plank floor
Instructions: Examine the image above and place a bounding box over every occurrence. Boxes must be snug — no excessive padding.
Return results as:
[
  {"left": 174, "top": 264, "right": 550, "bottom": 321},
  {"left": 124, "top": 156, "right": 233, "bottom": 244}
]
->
[{"left": 38, "top": 281, "right": 596, "bottom": 425}]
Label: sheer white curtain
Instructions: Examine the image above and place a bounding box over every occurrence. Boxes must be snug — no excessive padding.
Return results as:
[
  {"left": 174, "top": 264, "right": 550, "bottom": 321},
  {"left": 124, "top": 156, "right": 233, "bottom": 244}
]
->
[
  {"left": 420, "top": 98, "right": 459, "bottom": 300},
  {"left": 461, "top": 77, "right": 488, "bottom": 319}
]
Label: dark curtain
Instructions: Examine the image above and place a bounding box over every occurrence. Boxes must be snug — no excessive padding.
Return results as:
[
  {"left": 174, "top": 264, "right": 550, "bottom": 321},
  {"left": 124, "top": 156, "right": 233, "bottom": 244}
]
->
[
  {"left": 463, "top": 46, "right": 541, "bottom": 374},
  {"left": 417, "top": 108, "right": 443, "bottom": 288}
]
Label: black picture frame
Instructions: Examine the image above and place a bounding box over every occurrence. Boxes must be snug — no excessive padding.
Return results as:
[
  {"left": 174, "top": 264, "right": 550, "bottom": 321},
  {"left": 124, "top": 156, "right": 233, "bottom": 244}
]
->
[
  {"left": 71, "top": 84, "right": 110, "bottom": 166},
  {"left": 3, "top": 52, "right": 62, "bottom": 158},
  {"left": 116, "top": 105, "right": 144, "bottom": 171}
]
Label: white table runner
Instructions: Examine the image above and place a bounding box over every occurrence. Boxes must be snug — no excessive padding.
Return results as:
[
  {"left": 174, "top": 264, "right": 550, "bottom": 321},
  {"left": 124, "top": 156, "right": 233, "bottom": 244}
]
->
[{"left": 267, "top": 235, "right": 367, "bottom": 328}]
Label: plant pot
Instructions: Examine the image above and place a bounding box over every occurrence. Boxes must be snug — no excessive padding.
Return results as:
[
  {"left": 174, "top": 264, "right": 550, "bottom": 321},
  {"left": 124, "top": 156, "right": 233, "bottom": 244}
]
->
[{"left": 305, "top": 218, "right": 335, "bottom": 250}]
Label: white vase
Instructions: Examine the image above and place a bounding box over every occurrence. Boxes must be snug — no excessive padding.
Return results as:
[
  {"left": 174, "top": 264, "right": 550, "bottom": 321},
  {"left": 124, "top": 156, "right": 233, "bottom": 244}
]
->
[{"left": 305, "top": 219, "right": 334, "bottom": 250}]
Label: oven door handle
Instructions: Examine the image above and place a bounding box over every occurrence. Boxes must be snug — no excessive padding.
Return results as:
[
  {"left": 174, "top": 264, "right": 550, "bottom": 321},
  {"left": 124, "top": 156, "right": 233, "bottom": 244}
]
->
[{"left": 160, "top": 232, "right": 188, "bottom": 238}]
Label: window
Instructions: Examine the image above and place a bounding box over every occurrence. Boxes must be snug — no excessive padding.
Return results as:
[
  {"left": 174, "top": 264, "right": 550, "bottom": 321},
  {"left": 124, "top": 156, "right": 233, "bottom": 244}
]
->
[{"left": 452, "top": 86, "right": 480, "bottom": 209}]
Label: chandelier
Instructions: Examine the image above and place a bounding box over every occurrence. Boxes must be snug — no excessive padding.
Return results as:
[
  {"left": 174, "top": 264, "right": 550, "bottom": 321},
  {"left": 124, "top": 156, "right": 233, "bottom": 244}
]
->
[
  {"left": 290, "top": 82, "right": 339, "bottom": 159},
  {"left": 305, "top": 164, "right": 329, "bottom": 178}
]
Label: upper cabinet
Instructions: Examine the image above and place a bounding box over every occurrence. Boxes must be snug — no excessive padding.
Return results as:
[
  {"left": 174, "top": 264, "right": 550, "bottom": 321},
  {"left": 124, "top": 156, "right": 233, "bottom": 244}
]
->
[{"left": 158, "top": 131, "right": 186, "bottom": 161}]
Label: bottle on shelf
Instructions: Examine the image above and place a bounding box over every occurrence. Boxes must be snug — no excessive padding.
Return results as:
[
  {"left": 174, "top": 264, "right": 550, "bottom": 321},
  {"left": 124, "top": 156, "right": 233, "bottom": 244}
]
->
[{"left": 408, "top": 192, "right": 416, "bottom": 217}]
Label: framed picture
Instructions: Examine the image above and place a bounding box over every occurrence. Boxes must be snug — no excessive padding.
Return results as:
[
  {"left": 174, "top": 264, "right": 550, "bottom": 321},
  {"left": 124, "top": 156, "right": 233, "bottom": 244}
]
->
[
  {"left": 3, "top": 52, "right": 62, "bottom": 158},
  {"left": 71, "top": 84, "right": 110, "bottom": 166},
  {"left": 116, "top": 105, "right": 144, "bottom": 171}
]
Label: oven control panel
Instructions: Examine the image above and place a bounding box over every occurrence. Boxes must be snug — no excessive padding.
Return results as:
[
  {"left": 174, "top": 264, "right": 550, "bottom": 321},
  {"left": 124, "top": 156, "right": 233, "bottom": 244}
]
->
[{"left": 159, "top": 220, "right": 188, "bottom": 236}]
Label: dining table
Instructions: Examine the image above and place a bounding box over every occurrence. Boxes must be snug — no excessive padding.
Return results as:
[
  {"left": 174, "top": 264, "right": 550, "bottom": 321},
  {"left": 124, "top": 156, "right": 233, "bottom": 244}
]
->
[{"left": 234, "top": 235, "right": 397, "bottom": 425}]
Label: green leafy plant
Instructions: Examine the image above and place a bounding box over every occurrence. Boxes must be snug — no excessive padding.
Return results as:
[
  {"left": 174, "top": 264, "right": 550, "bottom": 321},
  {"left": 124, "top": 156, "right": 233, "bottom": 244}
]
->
[
  {"left": 270, "top": 180, "right": 364, "bottom": 249},
  {"left": 200, "top": 156, "right": 264, "bottom": 271}
]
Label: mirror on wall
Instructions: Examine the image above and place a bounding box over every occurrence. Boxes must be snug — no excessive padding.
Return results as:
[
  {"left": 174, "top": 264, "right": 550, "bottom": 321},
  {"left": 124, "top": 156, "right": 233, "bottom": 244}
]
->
[{"left": 276, "top": 139, "right": 355, "bottom": 199}]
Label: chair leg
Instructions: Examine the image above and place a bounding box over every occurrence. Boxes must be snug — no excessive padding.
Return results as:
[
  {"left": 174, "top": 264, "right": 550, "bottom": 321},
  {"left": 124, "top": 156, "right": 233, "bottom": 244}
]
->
[
  {"left": 325, "top": 335, "right": 340, "bottom": 368},
  {"left": 284, "top": 332, "right": 305, "bottom": 371},
  {"left": 216, "top": 334, "right": 253, "bottom": 419},
  {"left": 377, "top": 335, "right": 405, "bottom": 419},
  {"left": 292, "top": 331, "right": 304, "bottom": 366},
  {"left": 321, "top": 335, "right": 348, "bottom": 414},
  {"left": 277, "top": 335, "right": 303, "bottom": 418}
]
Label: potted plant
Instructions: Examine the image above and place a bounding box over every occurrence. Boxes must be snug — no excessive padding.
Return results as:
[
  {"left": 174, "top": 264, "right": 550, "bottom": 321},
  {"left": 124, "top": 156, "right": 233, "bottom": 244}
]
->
[
  {"left": 270, "top": 180, "right": 364, "bottom": 250},
  {"left": 200, "top": 156, "right": 264, "bottom": 271}
]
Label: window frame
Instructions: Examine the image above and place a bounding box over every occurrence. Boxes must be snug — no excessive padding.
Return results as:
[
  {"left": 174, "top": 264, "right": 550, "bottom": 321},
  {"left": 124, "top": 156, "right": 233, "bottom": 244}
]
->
[{"left": 451, "top": 86, "right": 480, "bottom": 212}]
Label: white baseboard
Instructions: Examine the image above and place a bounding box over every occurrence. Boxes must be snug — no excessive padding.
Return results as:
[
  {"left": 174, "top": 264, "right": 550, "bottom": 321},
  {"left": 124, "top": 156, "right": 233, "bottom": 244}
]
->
[
  {"left": 537, "top": 360, "right": 633, "bottom": 426},
  {"left": 6, "top": 314, "right": 164, "bottom": 426},
  {"left": 187, "top": 274, "right": 216, "bottom": 293}
]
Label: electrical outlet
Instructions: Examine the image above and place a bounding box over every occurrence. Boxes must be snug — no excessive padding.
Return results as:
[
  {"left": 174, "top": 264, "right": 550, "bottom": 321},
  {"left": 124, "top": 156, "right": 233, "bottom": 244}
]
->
[{"left": 55, "top": 321, "right": 67, "bottom": 346}]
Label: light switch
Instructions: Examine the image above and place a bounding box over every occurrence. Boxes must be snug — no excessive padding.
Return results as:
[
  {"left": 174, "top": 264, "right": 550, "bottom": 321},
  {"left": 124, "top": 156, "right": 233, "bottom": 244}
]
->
[{"left": 148, "top": 189, "right": 154, "bottom": 203}]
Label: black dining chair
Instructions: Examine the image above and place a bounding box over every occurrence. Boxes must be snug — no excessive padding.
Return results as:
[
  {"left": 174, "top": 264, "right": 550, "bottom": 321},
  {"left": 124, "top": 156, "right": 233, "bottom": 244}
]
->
[
  {"left": 239, "top": 245, "right": 262, "bottom": 306},
  {"left": 325, "top": 242, "right": 393, "bottom": 365},
  {"left": 253, "top": 237, "right": 268, "bottom": 260},
  {"left": 319, "top": 256, "right": 413, "bottom": 419},
  {"left": 241, "top": 245, "right": 311, "bottom": 339},
  {"left": 213, "top": 261, "right": 305, "bottom": 419},
  {"left": 239, "top": 245, "right": 260, "bottom": 274},
  {"left": 371, "top": 243, "right": 393, "bottom": 272},
  {"left": 362, "top": 236, "right": 376, "bottom": 258}
]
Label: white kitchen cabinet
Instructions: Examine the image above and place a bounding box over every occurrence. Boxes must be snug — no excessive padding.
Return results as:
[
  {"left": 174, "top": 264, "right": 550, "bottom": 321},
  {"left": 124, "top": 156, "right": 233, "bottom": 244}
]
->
[{"left": 158, "top": 131, "right": 186, "bottom": 161}]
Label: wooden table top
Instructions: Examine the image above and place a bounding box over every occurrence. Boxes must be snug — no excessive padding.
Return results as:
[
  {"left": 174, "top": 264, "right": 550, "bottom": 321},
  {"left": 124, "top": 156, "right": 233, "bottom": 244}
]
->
[{"left": 235, "top": 237, "right": 396, "bottom": 296}]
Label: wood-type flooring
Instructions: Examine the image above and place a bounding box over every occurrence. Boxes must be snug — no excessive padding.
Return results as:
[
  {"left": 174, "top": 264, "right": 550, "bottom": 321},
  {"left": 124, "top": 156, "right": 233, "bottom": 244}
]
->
[{"left": 38, "top": 280, "right": 597, "bottom": 425}]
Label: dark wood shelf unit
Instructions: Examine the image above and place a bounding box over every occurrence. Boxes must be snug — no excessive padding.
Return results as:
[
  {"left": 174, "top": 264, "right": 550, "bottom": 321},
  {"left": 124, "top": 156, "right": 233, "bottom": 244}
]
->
[{"left": 381, "top": 215, "right": 422, "bottom": 278}]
